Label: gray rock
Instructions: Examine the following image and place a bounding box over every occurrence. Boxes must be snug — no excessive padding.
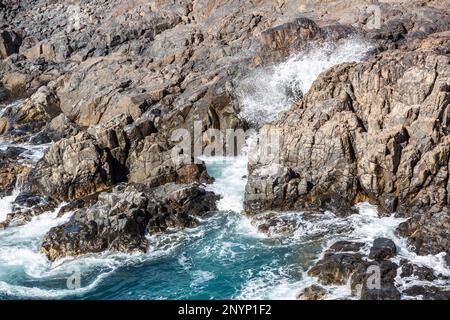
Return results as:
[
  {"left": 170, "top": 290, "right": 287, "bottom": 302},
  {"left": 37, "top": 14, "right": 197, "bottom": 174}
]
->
[
  {"left": 404, "top": 285, "right": 450, "bottom": 300},
  {"left": 30, "top": 131, "right": 114, "bottom": 201},
  {"left": 244, "top": 37, "right": 450, "bottom": 254},
  {"left": 297, "top": 285, "right": 326, "bottom": 300},
  {"left": 0, "top": 29, "right": 22, "bottom": 59},
  {"left": 40, "top": 183, "right": 218, "bottom": 260},
  {"left": 369, "top": 238, "right": 397, "bottom": 261}
]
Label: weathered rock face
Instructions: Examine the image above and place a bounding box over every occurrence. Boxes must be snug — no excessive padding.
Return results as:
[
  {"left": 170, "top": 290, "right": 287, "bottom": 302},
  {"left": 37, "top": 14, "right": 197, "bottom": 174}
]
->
[
  {"left": 40, "top": 183, "right": 218, "bottom": 260},
  {"left": 296, "top": 285, "right": 326, "bottom": 300},
  {"left": 307, "top": 243, "right": 366, "bottom": 285},
  {"left": 0, "top": 146, "right": 32, "bottom": 196},
  {"left": 0, "top": 29, "right": 22, "bottom": 59},
  {"left": 29, "top": 111, "right": 213, "bottom": 201},
  {"left": 30, "top": 131, "right": 114, "bottom": 201},
  {"left": 307, "top": 239, "right": 401, "bottom": 300},
  {"left": 350, "top": 260, "right": 401, "bottom": 300},
  {"left": 126, "top": 134, "right": 212, "bottom": 186},
  {"left": 396, "top": 210, "right": 450, "bottom": 255},
  {"left": 369, "top": 238, "right": 397, "bottom": 261},
  {"left": 0, "top": 54, "right": 62, "bottom": 101},
  {"left": 45, "top": 113, "right": 80, "bottom": 142},
  {"left": 0, "top": 85, "right": 60, "bottom": 141},
  {"left": 245, "top": 41, "right": 450, "bottom": 221}
]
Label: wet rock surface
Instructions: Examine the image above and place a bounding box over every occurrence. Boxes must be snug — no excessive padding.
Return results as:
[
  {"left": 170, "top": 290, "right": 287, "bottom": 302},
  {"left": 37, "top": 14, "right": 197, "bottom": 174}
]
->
[
  {"left": 296, "top": 284, "right": 326, "bottom": 300},
  {"left": 0, "top": 191, "right": 56, "bottom": 228},
  {"left": 369, "top": 238, "right": 397, "bottom": 261},
  {"left": 245, "top": 44, "right": 450, "bottom": 219},
  {"left": 403, "top": 285, "right": 450, "bottom": 300},
  {"left": 396, "top": 210, "right": 450, "bottom": 255},
  {"left": 40, "top": 183, "right": 218, "bottom": 260},
  {"left": 307, "top": 239, "right": 401, "bottom": 300},
  {"left": 307, "top": 241, "right": 366, "bottom": 285},
  {"left": 0, "top": 0, "right": 449, "bottom": 300}
]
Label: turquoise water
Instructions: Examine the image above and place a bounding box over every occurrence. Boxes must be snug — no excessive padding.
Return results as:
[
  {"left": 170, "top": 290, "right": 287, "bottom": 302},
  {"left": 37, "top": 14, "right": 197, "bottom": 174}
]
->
[
  {"left": 0, "top": 159, "right": 333, "bottom": 300},
  {"left": 1, "top": 144, "right": 446, "bottom": 300},
  {"left": 3, "top": 39, "right": 445, "bottom": 299}
]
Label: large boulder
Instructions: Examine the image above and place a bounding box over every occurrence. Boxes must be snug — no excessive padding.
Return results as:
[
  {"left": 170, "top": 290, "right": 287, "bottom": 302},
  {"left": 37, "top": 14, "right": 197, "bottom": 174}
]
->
[
  {"left": 350, "top": 260, "right": 401, "bottom": 300},
  {"left": 307, "top": 240, "right": 401, "bottom": 300},
  {"left": 296, "top": 285, "right": 327, "bottom": 300},
  {"left": 30, "top": 131, "right": 114, "bottom": 201},
  {"left": 307, "top": 241, "right": 366, "bottom": 285},
  {"left": 396, "top": 210, "right": 450, "bottom": 255},
  {"left": 126, "top": 134, "right": 212, "bottom": 186},
  {"left": 369, "top": 238, "right": 397, "bottom": 261},
  {"left": 40, "top": 183, "right": 218, "bottom": 260}
]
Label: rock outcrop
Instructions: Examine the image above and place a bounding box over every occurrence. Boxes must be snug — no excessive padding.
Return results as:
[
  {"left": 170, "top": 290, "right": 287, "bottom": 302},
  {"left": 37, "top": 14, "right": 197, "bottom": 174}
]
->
[
  {"left": 245, "top": 38, "right": 450, "bottom": 222},
  {"left": 369, "top": 238, "right": 397, "bottom": 261},
  {"left": 40, "top": 183, "right": 218, "bottom": 260},
  {"left": 396, "top": 210, "right": 450, "bottom": 255},
  {"left": 0, "top": 146, "right": 31, "bottom": 196},
  {"left": 297, "top": 285, "right": 326, "bottom": 300},
  {"left": 30, "top": 131, "right": 114, "bottom": 201},
  {"left": 0, "top": 29, "right": 22, "bottom": 59},
  {"left": 1, "top": 0, "right": 449, "bottom": 300},
  {"left": 307, "top": 240, "right": 401, "bottom": 300}
]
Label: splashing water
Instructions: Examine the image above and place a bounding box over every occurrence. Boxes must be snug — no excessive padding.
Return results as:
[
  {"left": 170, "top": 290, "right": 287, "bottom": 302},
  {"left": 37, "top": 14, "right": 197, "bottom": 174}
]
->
[
  {"left": 1, "top": 38, "right": 446, "bottom": 300},
  {"left": 236, "top": 37, "right": 373, "bottom": 126}
]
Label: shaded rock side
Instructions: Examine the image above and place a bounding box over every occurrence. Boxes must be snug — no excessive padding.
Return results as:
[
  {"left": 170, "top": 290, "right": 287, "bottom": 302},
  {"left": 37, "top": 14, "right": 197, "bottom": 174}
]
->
[{"left": 40, "top": 183, "right": 218, "bottom": 261}]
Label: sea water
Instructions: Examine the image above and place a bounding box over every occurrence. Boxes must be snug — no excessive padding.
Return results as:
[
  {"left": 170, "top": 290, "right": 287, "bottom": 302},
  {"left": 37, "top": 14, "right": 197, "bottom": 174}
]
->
[{"left": 1, "top": 37, "right": 447, "bottom": 299}]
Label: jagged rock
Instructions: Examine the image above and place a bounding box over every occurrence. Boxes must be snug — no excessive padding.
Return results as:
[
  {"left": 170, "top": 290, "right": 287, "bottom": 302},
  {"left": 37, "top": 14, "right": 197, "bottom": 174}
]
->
[
  {"left": 350, "top": 260, "right": 401, "bottom": 300},
  {"left": 400, "top": 260, "right": 437, "bottom": 282},
  {"left": 0, "top": 29, "right": 22, "bottom": 59},
  {"left": 369, "top": 238, "right": 397, "bottom": 261},
  {"left": 0, "top": 191, "right": 57, "bottom": 228},
  {"left": 404, "top": 285, "right": 450, "bottom": 300},
  {"left": 0, "top": 85, "right": 60, "bottom": 141},
  {"left": 0, "top": 55, "right": 61, "bottom": 100},
  {"left": 40, "top": 183, "right": 218, "bottom": 261},
  {"left": 45, "top": 113, "right": 80, "bottom": 142},
  {"left": 56, "top": 192, "right": 100, "bottom": 218},
  {"left": 307, "top": 240, "right": 401, "bottom": 300},
  {"left": 245, "top": 38, "right": 450, "bottom": 225},
  {"left": 257, "top": 18, "right": 358, "bottom": 65},
  {"left": 30, "top": 131, "right": 114, "bottom": 201},
  {"left": 57, "top": 56, "right": 157, "bottom": 126},
  {"left": 297, "top": 285, "right": 326, "bottom": 300},
  {"left": 127, "top": 134, "right": 213, "bottom": 186},
  {"left": 329, "top": 240, "right": 365, "bottom": 253},
  {"left": 307, "top": 241, "right": 365, "bottom": 285},
  {"left": 396, "top": 210, "right": 450, "bottom": 255}
]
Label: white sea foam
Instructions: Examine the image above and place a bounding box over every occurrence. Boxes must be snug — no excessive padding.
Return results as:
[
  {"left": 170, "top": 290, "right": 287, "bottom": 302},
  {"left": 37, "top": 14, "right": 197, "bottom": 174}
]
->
[
  {"left": 256, "top": 203, "right": 450, "bottom": 300},
  {"left": 190, "top": 270, "right": 215, "bottom": 288},
  {"left": 201, "top": 155, "right": 248, "bottom": 212},
  {"left": 3, "top": 36, "right": 446, "bottom": 300},
  {"left": 0, "top": 189, "right": 19, "bottom": 223},
  {"left": 236, "top": 37, "right": 373, "bottom": 126}
]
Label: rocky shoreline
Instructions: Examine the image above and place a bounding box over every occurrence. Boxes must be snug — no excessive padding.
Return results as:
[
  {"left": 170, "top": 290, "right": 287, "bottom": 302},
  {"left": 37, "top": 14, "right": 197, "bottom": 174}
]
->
[{"left": 1, "top": 0, "right": 450, "bottom": 299}]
